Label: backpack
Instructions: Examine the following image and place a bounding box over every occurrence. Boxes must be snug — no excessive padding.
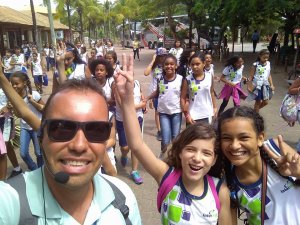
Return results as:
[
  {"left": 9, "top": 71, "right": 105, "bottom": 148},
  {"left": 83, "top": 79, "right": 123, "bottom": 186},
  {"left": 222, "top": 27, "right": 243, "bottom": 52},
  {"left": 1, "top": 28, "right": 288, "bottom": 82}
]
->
[
  {"left": 6, "top": 174, "right": 132, "bottom": 225},
  {"left": 280, "top": 93, "right": 300, "bottom": 124},
  {"left": 156, "top": 168, "right": 221, "bottom": 212}
]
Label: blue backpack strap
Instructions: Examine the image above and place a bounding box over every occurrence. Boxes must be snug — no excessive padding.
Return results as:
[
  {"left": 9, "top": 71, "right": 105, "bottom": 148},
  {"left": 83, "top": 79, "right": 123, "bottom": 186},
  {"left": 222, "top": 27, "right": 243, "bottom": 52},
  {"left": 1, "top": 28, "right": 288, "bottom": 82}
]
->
[
  {"left": 6, "top": 174, "right": 38, "bottom": 225},
  {"left": 101, "top": 176, "right": 132, "bottom": 225}
]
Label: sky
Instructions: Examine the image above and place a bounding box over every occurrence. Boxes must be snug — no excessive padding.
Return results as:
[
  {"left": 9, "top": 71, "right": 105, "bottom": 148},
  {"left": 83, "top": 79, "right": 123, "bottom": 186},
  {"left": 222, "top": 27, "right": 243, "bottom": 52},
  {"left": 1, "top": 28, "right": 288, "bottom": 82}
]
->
[
  {"left": 0, "top": 0, "right": 115, "bottom": 10},
  {"left": 0, "top": 0, "right": 56, "bottom": 10}
]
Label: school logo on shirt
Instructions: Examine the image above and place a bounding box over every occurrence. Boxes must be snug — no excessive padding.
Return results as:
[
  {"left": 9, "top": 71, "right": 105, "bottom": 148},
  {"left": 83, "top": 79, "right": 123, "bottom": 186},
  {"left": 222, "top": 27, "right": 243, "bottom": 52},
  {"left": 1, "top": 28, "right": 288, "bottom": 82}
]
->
[
  {"left": 202, "top": 209, "right": 218, "bottom": 218},
  {"left": 257, "top": 65, "right": 266, "bottom": 77},
  {"left": 280, "top": 180, "right": 294, "bottom": 193}
]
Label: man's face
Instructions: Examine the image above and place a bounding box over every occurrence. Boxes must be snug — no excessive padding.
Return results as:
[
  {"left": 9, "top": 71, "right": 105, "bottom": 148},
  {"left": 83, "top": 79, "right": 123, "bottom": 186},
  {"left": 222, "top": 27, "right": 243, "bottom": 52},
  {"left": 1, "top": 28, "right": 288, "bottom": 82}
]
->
[{"left": 42, "top": 89, "right": 108, "bottom": 189}]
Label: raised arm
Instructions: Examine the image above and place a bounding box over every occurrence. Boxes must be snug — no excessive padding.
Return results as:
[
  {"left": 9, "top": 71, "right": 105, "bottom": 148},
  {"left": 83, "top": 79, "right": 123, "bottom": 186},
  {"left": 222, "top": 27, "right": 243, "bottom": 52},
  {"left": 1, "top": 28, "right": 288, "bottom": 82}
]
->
[
  {"left": 114, "top": 54, "right": 169, "bottom": 184},
  {"left": 0, "top": 68, "right": 40, "bottom": 130}
]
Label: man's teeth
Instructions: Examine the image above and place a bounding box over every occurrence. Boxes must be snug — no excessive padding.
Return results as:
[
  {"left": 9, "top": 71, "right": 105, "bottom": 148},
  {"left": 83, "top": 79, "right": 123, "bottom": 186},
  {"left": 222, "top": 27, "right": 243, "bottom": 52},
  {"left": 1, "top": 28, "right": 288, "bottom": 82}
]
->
[{"left": 63, "top": 160, "right": 88, "bottom": 166}]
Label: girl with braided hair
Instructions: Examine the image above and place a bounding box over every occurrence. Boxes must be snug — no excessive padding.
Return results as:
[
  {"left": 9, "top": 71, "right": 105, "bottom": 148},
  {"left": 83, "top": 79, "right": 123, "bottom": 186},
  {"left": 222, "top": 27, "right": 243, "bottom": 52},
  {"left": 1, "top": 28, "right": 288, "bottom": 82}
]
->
[
  {"left": 10, "top": 72, "right": 44, "bottom": 171},
  {"left": 218, "top": 106, "right": 300, "bottom": 225}
]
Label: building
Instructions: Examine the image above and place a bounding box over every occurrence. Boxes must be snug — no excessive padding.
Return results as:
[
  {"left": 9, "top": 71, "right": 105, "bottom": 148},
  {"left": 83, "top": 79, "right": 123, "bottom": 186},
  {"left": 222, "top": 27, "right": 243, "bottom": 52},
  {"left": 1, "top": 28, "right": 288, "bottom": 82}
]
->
[{"left": 0, "top": 6, "right": 69, "bottom": 54}]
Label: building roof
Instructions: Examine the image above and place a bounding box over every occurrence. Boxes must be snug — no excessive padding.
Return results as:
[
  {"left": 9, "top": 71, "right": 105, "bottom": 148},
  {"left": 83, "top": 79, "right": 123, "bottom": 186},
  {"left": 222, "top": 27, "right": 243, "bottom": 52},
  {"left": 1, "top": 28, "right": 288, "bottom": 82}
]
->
[
  {"left": 0, "top": 6, "right": 68, "bottom": 30},
  {"left": 21, "top": 10, "right": 69, "bottom": 30},
  {"left": 0, "top": 6, "right": 32, "bottom": 26}
]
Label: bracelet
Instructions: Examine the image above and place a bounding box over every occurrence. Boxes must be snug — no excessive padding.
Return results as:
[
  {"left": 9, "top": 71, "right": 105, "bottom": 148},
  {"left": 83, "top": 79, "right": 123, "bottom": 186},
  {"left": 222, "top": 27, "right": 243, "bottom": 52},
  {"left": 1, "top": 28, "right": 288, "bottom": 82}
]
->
[{"left": 183, "top": 112, "right": 190, "bottom": 119}]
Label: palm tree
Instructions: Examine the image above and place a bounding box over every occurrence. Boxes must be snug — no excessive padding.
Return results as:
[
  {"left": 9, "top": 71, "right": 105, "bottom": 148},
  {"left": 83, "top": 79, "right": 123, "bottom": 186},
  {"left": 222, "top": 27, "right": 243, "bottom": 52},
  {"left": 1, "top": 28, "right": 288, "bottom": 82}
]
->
[
  {"left": 30, "top": 0, "right": 38, "bottom": 46},
  {"left": 55, "top": 0, "right": 73, "bottom": 41}
]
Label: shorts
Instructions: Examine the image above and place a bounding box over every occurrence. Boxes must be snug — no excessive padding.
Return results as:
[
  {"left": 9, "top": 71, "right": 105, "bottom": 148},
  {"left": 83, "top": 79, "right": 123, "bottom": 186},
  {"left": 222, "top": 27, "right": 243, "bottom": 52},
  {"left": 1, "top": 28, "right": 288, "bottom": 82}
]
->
[
  {"left": 33, "top": 75, "right": 43, "bottom": 84},
  {"left": 49, "top": 58, "right": 55, "bottom": 67},
  {"left": 116, "top": 116, "right": 143, "bottom": 147}
]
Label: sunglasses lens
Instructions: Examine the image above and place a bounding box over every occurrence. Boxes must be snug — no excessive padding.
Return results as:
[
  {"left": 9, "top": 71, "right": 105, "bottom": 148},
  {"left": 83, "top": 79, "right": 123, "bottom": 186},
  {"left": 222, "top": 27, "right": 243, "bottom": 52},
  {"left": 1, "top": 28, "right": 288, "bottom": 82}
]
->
[
  {"left": 85, "top": 122, "right": 110, "bottom": 142},
  {"left": 48, "top": 120, "right": 77, "bottom": 141}
]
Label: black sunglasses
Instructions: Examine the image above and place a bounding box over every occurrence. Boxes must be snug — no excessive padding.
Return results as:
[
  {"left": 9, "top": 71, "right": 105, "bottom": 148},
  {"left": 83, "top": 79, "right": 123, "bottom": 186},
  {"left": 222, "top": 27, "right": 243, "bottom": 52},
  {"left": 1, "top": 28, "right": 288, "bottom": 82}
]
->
[{"left": 43, "top": 119, "right": 112, "bottom": 143}]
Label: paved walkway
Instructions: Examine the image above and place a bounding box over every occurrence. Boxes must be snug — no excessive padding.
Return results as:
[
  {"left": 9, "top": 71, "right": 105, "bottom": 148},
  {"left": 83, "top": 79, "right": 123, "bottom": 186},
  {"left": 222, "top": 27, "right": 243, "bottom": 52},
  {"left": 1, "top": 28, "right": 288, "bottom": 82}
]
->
[{"left": 7, "top": 42, "right": 299, "bottom": 224}]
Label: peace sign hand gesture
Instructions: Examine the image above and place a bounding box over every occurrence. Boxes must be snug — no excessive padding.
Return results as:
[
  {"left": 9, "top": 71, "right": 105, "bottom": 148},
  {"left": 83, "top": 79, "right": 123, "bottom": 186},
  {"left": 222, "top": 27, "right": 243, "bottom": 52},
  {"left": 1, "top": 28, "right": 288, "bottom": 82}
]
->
[
  {"left": 263, "top": 135, "right": 300, "bottom": 179},
  {"left": 114, "top": 54, "right": 135, "bottom": 102}
]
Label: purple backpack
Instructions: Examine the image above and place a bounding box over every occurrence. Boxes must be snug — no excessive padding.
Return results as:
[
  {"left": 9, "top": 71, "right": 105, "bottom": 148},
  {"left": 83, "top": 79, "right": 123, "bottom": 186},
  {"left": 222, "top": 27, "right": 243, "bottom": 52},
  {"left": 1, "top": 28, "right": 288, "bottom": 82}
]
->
[{"left": 157, "top": 168, "right": 221, "bottom": 212}]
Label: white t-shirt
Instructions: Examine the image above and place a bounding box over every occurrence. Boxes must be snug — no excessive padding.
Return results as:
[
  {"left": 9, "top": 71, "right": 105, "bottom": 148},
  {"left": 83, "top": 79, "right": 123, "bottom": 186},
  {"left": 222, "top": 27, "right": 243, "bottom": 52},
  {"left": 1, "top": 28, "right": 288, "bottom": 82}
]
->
[
  {"left": 31, "top": 60, "right": 43, "bottom": 76},
  {"left": 222, "top": 65, "right": 244, "bottom": 84},
  {"left": 3, "top": 56, "right": 12, "bottom": 73},
  {"left": 96, "top": 46, "right": 104, "bottom": 57},
  {"left": 204, "top": 64, "right": 214, "bottom": 77},
  {"left": 253, "top": 61, "right": 271, "bottom": 82},
  {"left": 186, "top": 72, "right": 214, "bottom": 120},
  {"left": 157, "top": 74, "right": 183, "bottom": 115},
  {"left": 102, "top": 77, "right": 114, "bottom": 101},
  {"left": 68, "top": 63, "right": 86, "bottom": 80},
  {"left": 149, "top": 66, "right": 163, "bottom": 95},
  {"left": 21, "top": 91, "right": 42, "bottom": 130},
  {"left": 81, "top": 52, "right": 88, "bottom": 63},
  {"left": 234, "top": 165, "right": 300, "bottom": 225},
  {"left": 169, "top": 47, "right": 183, "bottom": 65},
  {"left": 11, "top": 53, "right": 25, "bottom": 72},
  {"left": 116, "top": 80, "right": 143, "bottom": 121}
]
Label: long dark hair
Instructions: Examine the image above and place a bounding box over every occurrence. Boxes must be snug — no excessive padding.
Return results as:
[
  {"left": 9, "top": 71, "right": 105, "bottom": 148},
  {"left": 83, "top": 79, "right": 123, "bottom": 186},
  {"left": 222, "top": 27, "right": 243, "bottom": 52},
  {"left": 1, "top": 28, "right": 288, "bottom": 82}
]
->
[
  {"left": 224, "top": 55, "right": 242, "bottom": 68},
  {"left": 65, "top": 42, "right": 85, "bottom": 65}
]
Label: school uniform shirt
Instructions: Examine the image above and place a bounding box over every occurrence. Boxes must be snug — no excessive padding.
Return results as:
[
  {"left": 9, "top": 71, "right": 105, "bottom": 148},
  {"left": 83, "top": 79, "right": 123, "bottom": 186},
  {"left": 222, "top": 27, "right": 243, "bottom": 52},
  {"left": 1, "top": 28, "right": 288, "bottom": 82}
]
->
[
  {"left": 68, "top": 63, "right": 86, "bottom": 80},
  {"left": 149, "top": 66, "right": 163, "bottom": 95},
  {"left": 3, "top": 56, "right": 12, "bottom": 73},
  {"left": 234, "top": 165, "right": 300, "bottom": 225},
  {"left": 31, "top": 60, "right": 43, "bottom": 76},
  {"left": 11, "top": 53, "right": 25, "bottom": 72},
  {"left": 21, "top": 91, "right": 42, "bottom": 130},
  {"left": 116, "top": 80, "right": 143, "bottom": 122},
  {"left": 204, "top": 64, "right": 214, "bottom": 77},
  {"left": 157, "top": 74, "right": 183, "bottom": 115},
  {"left": 0, "top": 168, "right": 142, "bottom": 225},
  {"left": 252, "top": 61, "right": 271, "bottom": 85},
  {"left": 96, "top": 46, "right": 104, "bottom": 57},
  {"left": 160, "top": 169, "right": 221, "bottom": 225},
  {"left": 169, "top": 47, "right": 183, "bottom": 65},
  {"left": 186, "top": 72, "right": 214, "bottom": 120},
  {"left": 222, "top": 65, "right": 244, "bottom": 84},
  {"left": 102, "top": 77, "right": 114, "bottom": 101}
]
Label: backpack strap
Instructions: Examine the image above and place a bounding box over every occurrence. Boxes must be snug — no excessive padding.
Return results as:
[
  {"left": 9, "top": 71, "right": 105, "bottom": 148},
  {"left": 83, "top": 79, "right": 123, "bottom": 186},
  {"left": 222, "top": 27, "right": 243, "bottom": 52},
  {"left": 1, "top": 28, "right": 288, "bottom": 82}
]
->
[
  {"left": 6, "top": 174, "right": 38, "bottom": 225},
  {"left": 156, "top": 168, "right": 181, "bottom": 212},
  {"left": 101, "top": 176, "right": 132, "bottom": 225},
  {"left": 206, "top": 175, "right": 221, "bottom": 212}
]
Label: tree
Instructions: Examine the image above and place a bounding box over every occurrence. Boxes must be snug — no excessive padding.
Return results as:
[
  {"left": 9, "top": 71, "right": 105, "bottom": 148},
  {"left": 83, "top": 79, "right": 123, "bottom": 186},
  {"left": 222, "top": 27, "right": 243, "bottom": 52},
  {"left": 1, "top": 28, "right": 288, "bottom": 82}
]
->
[{"left": 30, "top": 0, "right": 38, "bottom": 46}]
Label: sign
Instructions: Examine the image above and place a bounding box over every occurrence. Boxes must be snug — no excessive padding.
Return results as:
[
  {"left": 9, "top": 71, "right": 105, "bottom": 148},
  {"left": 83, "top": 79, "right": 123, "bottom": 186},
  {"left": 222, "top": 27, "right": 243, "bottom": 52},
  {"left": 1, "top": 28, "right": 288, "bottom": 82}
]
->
[{"left": 55, "top": 30, "right": 64, "bottom": 39}]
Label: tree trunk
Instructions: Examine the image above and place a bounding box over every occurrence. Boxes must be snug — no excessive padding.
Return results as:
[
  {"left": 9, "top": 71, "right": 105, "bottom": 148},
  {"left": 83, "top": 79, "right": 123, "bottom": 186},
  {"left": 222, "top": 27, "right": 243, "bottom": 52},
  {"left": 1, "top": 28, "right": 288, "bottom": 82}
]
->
[
  {"left": 30, "top": 0, "right": 38, "bottom": 46},
  {"left": 188, "top": 6, "right": 193, "bottom": 48},
  {"left": 122, "top": 19, "right": 125, "bottom": 49},
  {"left": 67, "top": 2, "right": 72, "bottom": 42}
]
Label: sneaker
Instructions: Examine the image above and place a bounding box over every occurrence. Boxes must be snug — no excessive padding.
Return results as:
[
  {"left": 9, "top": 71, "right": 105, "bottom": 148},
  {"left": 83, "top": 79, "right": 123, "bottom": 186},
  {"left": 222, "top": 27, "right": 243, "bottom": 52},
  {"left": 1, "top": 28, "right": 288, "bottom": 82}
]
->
[
  {"left": 156, "top": 131, "right": 162, "bottom": 141},
  {"left": 121, "top": 156, "right": 128, "bottom": 167},
  {"left": 131, "top": 171, "right": 143, "bottom": 184},
  {"left": 8, "top": 169, "right": 23, "bottom": 179}
]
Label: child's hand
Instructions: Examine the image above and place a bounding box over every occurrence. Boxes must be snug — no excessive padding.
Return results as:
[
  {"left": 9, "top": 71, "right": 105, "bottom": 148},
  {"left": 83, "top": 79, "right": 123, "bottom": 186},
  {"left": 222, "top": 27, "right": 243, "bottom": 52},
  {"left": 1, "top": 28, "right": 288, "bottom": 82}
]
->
[
  {"left": 27, "top": 94, "right": 33, "bottom": 102},
  {"left": 114, "top": 54, "right": 134, "bottom": 101},
  {"left": 270, "top": 85, "right": 275, "bottom": 91},
  {"left": 148, "top": 99, "right": 153, "bottom": 109},
  {"left": 263, "top": 135, "right": 300, "bottom": 179}
]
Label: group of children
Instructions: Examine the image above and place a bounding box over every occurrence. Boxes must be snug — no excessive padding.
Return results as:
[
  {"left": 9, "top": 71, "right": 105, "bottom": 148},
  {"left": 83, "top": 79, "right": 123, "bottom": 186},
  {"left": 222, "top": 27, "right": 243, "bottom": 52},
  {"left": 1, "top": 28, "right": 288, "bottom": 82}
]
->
[{"left": 0, "top": 41, "right": 299, "bottom": 225}]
